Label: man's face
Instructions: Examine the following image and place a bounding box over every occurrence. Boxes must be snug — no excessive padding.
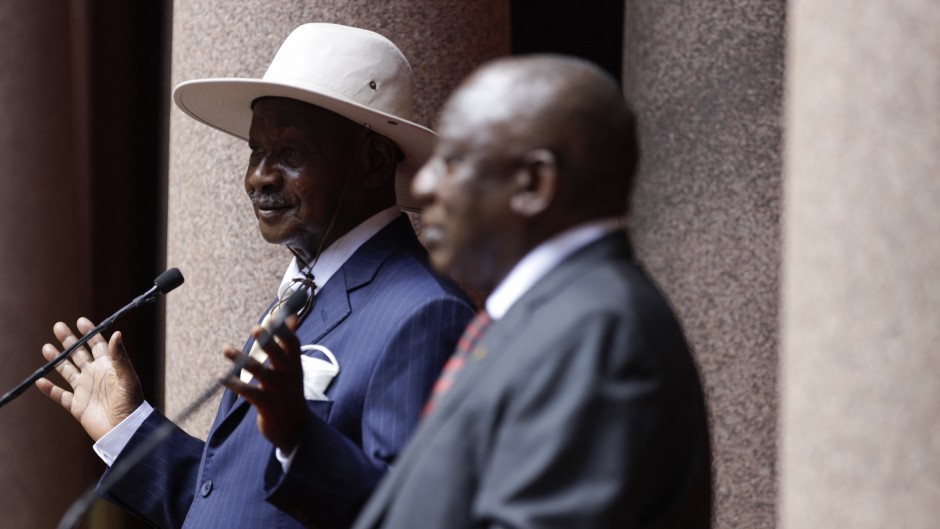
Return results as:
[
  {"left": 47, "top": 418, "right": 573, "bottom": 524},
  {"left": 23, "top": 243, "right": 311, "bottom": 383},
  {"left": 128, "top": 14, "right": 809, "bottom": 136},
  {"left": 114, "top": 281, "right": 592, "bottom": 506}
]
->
[
  {"left": 411, "top": 84, "right": 523, "bottom": 289},
  {"left": 245, "top": 98, "right": 363, "bottom": 259}
]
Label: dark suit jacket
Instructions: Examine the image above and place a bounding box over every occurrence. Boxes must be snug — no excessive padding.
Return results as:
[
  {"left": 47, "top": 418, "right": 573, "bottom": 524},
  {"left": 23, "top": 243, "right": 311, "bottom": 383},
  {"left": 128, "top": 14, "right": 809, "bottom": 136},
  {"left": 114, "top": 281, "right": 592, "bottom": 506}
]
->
[
  {"left": 99, "top": 215, "right": 475, "bottom": 529},
  {"left": 353, "top": 231, "right": 712, "bottom": 529}
]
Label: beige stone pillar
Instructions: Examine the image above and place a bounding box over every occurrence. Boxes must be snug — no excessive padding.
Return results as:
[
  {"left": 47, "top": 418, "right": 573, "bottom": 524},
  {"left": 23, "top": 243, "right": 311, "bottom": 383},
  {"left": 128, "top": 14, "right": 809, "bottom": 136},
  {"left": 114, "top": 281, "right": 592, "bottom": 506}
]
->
[
  {"left": 0, "top": 2, "right": 97, "bottom": 528},
  {"left": 166, "top": 1, "right": 510, "bottom": 435},
  {"left": 779, "top": 1, "right": 940, "bottom": 528},
  {"left": 622, "top": 2, "right": 786, "bottom": 527}
]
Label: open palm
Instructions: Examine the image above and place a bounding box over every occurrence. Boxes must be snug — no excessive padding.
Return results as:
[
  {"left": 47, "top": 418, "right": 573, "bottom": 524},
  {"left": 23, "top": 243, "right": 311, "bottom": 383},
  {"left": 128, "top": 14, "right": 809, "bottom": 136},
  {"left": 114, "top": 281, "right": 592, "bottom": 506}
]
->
[{"left": 35, "top": 319, "right": 143, "bottom": 442}]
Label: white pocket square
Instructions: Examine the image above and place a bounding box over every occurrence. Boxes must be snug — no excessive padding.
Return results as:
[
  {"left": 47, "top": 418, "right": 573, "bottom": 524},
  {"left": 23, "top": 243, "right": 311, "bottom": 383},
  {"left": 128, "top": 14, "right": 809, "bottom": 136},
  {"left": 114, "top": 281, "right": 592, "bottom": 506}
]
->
[{"left": 299, "top": 344, "right": 339, "bottom": 401}]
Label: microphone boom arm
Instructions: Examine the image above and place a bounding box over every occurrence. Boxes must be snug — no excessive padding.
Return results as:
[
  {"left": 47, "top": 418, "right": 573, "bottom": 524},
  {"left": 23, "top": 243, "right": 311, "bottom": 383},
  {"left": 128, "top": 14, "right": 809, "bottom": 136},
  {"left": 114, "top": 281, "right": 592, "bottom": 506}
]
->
[{"left": 0, "top": 268, "right": 183, "bottom": 409}]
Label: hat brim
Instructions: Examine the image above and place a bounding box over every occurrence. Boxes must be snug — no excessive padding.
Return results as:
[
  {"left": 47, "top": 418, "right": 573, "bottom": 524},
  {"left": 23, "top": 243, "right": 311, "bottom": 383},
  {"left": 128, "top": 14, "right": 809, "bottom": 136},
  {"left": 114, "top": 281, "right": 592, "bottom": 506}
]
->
[{"left": 173, "top": 78, "right": 436, "bottom": 211}]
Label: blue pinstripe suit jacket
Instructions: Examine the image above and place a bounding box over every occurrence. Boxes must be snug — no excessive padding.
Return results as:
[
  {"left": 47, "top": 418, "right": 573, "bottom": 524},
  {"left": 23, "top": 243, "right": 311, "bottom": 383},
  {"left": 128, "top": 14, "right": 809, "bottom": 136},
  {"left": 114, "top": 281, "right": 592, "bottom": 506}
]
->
[{"left": 99, "top": 215, "right": 475, "bottom": 529}]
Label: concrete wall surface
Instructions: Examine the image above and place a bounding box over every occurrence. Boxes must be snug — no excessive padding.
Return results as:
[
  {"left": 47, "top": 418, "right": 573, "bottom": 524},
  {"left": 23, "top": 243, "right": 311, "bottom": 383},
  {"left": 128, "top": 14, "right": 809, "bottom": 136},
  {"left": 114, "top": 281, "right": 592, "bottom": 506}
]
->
[{"left": 780, "top": 1, "right": 940, "bottom": 527}]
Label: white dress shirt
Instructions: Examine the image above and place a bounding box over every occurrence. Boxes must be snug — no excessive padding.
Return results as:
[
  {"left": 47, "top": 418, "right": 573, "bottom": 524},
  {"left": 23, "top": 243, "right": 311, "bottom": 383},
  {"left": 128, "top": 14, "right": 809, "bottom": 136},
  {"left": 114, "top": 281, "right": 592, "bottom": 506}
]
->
[
  {"left": 485, "top": 218, "right": 624, "bottom": 320},
  {"left": 94, "top": 206, "right": 401, "bottom": 467}
]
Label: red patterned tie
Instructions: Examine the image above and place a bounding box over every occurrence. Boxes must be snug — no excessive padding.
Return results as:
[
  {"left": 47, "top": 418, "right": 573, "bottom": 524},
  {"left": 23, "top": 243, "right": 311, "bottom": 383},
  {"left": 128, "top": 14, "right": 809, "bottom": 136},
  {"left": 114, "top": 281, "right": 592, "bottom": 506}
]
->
[{"left": 422, "top": 310, "right": 492, "bottom": 417}]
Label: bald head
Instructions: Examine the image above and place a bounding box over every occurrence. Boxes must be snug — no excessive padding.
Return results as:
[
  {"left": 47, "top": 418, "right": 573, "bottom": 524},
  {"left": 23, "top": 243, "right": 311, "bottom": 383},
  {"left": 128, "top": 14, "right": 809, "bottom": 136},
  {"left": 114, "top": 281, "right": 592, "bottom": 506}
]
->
[
  {"left": 411, "top": 55, "right": 639, "bottom": 291},
  {"left": 438, "top": 55, "right": 639, "bottom": 218}
]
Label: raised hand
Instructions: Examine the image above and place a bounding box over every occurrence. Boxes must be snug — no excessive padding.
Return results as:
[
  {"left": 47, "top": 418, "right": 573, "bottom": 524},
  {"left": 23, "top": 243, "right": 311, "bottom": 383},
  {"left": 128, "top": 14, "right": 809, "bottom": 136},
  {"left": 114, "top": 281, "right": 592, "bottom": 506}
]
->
[
  {"left": 221, "top": 314, "right": 307, "bottom": 453},
  {"left": 35, "top": 318, "right": 144, "bottom": 441}
]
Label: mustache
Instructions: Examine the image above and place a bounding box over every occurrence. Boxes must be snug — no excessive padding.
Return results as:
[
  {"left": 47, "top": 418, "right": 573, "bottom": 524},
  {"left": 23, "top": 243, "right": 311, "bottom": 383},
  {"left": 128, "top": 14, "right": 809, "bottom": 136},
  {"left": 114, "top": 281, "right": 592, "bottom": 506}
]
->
[{"left": 249, "top": 192, "right": 290, "bottom": 209}]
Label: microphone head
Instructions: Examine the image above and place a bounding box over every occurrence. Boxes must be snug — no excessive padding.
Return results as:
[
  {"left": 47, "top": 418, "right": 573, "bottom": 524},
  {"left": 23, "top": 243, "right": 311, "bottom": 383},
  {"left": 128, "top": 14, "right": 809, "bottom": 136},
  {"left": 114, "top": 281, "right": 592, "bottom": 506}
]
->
[{"left": 154, "top": 268, "right": 185, "bottom": 294}]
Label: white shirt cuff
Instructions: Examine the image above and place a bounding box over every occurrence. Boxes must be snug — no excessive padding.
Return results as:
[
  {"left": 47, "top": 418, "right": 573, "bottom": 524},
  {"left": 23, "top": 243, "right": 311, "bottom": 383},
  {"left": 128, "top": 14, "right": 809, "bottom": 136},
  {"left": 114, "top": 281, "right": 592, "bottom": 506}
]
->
[
  {"left": 92, "top": 401, "right": 154, "bottom": 466},
  {"left": 275, "top": 445, "right": 298, "bottom": 473}
]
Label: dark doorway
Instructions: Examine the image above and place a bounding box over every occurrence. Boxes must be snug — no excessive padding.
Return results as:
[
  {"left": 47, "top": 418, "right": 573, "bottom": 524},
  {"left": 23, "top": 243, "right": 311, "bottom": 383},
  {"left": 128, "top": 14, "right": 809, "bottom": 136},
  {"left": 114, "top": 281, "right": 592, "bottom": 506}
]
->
[{"left": 510, "top": 0, "right": 625, "bottom": 83}]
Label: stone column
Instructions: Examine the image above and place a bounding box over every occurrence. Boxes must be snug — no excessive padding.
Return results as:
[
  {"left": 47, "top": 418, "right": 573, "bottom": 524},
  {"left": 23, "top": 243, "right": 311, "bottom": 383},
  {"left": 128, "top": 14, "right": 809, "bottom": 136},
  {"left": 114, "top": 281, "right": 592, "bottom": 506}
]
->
[
  {"left": 166, "top": 1, "right": 510, "bottom": 435},
  {"left": 622, "top": 2, "right": 786, "bottom": 527},
  {"left": 779, "top": 1, "right": 940, "bottom": 528},
  {"left": 0, "top": 2, "right": 97, "bottom": 528}
]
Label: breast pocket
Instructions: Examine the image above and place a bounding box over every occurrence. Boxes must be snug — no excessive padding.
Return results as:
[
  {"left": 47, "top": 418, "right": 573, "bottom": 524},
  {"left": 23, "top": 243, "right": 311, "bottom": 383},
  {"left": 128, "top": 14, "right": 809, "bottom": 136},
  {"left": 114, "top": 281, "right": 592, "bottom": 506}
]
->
[{"left": 300, "top": 344, "right": 340, "bottom": 400}]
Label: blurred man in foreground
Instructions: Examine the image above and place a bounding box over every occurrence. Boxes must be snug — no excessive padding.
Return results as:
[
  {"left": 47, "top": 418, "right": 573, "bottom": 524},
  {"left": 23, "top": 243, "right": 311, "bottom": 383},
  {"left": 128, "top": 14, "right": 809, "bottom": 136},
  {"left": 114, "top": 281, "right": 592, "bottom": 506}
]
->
[{"left": 353, "top": 54, "right": 713, "bottom": 529}]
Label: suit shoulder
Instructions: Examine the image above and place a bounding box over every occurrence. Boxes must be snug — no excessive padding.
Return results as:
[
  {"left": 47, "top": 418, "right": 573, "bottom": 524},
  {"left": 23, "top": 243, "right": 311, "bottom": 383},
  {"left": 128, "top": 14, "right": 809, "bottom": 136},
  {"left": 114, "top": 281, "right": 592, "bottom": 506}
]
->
[
  {"left": 561, "top": 257, "right": 679, "bottom": 324},
  {"left": 376, "top": 240, "right": 473, "bottom": 303},
  {"left": 520, "top": 257, "right": 695, "bottom": 375}
]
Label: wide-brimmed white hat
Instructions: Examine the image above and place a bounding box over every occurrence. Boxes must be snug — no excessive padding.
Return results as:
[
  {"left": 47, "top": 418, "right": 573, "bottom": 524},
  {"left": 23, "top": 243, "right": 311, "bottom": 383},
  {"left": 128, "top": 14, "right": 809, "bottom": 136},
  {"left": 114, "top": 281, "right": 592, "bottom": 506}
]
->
[{"left": 173, "top": 23, "right": 434, "bottom": 210}]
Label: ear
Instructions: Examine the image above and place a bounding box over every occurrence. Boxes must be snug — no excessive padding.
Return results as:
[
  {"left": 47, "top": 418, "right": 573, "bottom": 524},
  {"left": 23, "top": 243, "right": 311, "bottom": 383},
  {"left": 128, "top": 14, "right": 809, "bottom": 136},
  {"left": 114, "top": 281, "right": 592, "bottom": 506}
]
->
[
  {"left": 510, "top": 148, "right": 558, "bottom": 217},
  {"left": 363, "top": 134, "right": 401, "bottom": 190}
]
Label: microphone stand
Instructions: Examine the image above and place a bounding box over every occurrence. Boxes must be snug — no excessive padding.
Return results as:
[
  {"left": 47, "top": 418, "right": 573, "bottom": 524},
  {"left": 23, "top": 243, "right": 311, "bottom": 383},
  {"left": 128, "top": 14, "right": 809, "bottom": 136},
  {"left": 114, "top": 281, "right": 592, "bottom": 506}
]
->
[
  {"left": 55, "top": 288, "right": 307, "bottom": 529},
  {"left": 0, "top": 268, "right": 184, "bottom": 409}
]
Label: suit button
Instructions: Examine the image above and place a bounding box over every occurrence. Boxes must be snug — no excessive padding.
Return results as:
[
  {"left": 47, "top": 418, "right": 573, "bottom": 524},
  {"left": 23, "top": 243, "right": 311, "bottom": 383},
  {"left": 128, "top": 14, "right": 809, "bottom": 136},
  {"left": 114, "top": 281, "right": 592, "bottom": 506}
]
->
[{"left": 200, "top": 479, "right": 213, "bottom": 497}]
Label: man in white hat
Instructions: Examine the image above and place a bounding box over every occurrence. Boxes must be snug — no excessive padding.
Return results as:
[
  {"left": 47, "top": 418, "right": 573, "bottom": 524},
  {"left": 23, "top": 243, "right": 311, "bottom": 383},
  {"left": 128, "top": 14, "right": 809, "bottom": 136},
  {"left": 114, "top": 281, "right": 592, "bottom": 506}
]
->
[{"left": 37, "top": 23, "right": 474, "bottom": 529}]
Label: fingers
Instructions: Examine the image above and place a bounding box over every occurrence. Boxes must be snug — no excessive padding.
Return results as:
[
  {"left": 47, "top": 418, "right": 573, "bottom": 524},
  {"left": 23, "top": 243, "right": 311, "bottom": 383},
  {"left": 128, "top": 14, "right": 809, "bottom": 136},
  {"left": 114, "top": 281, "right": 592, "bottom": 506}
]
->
[
  {"left": 219, "top": 336, "right": 307, "bottom": 452},
  {"left": 256, "top": 316, "right": 301, "bottom": 371},
  {"left": 107, "top": 331, "right": 135, "bottom": 375},
  {"left": 284, "top": 313, "right": 300, "bottom": 332},
  {"left": 76, "top": 318, "right": 108, "bottom": 357},
  {"left": 273, "top": 314, "right": 301, "bottom": 349},
  {"left": 53, "top": 322, "right": 88, "bottom": 368},
  {"left": 42, "top": 343, "right": 79, "bottom": 386},
  {"left": 35, "top": 377, "right": 73, "bottom": 409},
  {"left": 221, "top": 376, "right": 265, "bottom": 406},
  {"left": 221, "top": 345, "right": 292, "bottom": 397},
  {"left": 220, "top": 348, "right": 266, "bottom": 402},
  {"left": 52, "top": 319, "right": 103, "bottom": 369},
  {"left": 222, "top": 346, "right": 263, "bottom": 380}
]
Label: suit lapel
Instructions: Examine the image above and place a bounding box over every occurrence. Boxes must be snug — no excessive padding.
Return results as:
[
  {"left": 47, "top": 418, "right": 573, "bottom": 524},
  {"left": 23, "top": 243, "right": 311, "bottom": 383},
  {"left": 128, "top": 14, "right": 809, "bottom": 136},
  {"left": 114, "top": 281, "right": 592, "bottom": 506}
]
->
[
  {"left": 430, "top": 232, "right": 631, "bottom": 421},
  {"left": 358, "top": 232, "right": 633, "bottom": 526},
  {"left": 218, "top": 280, "right": 352, "bottom": 418},
  {"left": 213, "top": 215, "right": 417, "bottom": 427}
]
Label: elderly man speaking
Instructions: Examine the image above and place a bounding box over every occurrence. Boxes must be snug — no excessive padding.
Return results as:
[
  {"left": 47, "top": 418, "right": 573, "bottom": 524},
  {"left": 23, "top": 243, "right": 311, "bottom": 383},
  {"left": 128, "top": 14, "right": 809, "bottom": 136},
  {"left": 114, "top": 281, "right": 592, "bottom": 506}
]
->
[{"left": 37, "top": 24, "right": 473, "bottom": 529}]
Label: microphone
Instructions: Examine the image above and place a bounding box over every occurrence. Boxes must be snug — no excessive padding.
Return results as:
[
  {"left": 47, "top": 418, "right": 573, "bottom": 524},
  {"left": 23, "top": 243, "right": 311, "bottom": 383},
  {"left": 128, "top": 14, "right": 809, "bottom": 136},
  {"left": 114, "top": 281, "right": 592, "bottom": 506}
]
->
[
  {"left": 56, "top": 287, "right": 308, "bottom": 529},
  {"left": 0, "top": 268, "right": 185, "bottom": 409},
  {"left": 149, "top": 268, "right": 185, "bottom": 302}
]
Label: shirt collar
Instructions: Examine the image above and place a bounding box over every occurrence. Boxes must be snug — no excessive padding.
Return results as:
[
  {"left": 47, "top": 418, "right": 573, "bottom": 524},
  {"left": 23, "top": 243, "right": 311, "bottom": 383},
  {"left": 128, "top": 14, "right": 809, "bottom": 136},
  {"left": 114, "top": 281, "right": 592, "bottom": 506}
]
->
[
  {"left": 277, "top": 206, "right": 401, "bottom": 299},
  {"left": 485, "top": 218, "right": 623, "bottom": 320}
]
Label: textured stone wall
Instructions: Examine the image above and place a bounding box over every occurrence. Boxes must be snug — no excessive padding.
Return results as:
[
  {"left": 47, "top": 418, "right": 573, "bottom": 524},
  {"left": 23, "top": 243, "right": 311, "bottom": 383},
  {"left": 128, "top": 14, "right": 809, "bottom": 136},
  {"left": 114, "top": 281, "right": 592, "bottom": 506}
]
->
[
  {"left": 622, "top": 2, "right": 786, "bottom": 527},
  {"left": 165, "top": 0, "right": 510, "bottom": 436},
  {"left": 779, "top": 1, "right": 940, "bottom": 527}
]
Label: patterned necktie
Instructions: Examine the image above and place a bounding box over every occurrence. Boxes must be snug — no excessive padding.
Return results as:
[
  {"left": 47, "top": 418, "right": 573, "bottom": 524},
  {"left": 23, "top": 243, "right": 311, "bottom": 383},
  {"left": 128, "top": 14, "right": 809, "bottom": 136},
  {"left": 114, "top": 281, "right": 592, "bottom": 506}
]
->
[
  {"left": 422, "top": 310, "right": 492, "bottom": 417},
  {"left": 240, "top": 279, "right": 314, "bottom": 383}
]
